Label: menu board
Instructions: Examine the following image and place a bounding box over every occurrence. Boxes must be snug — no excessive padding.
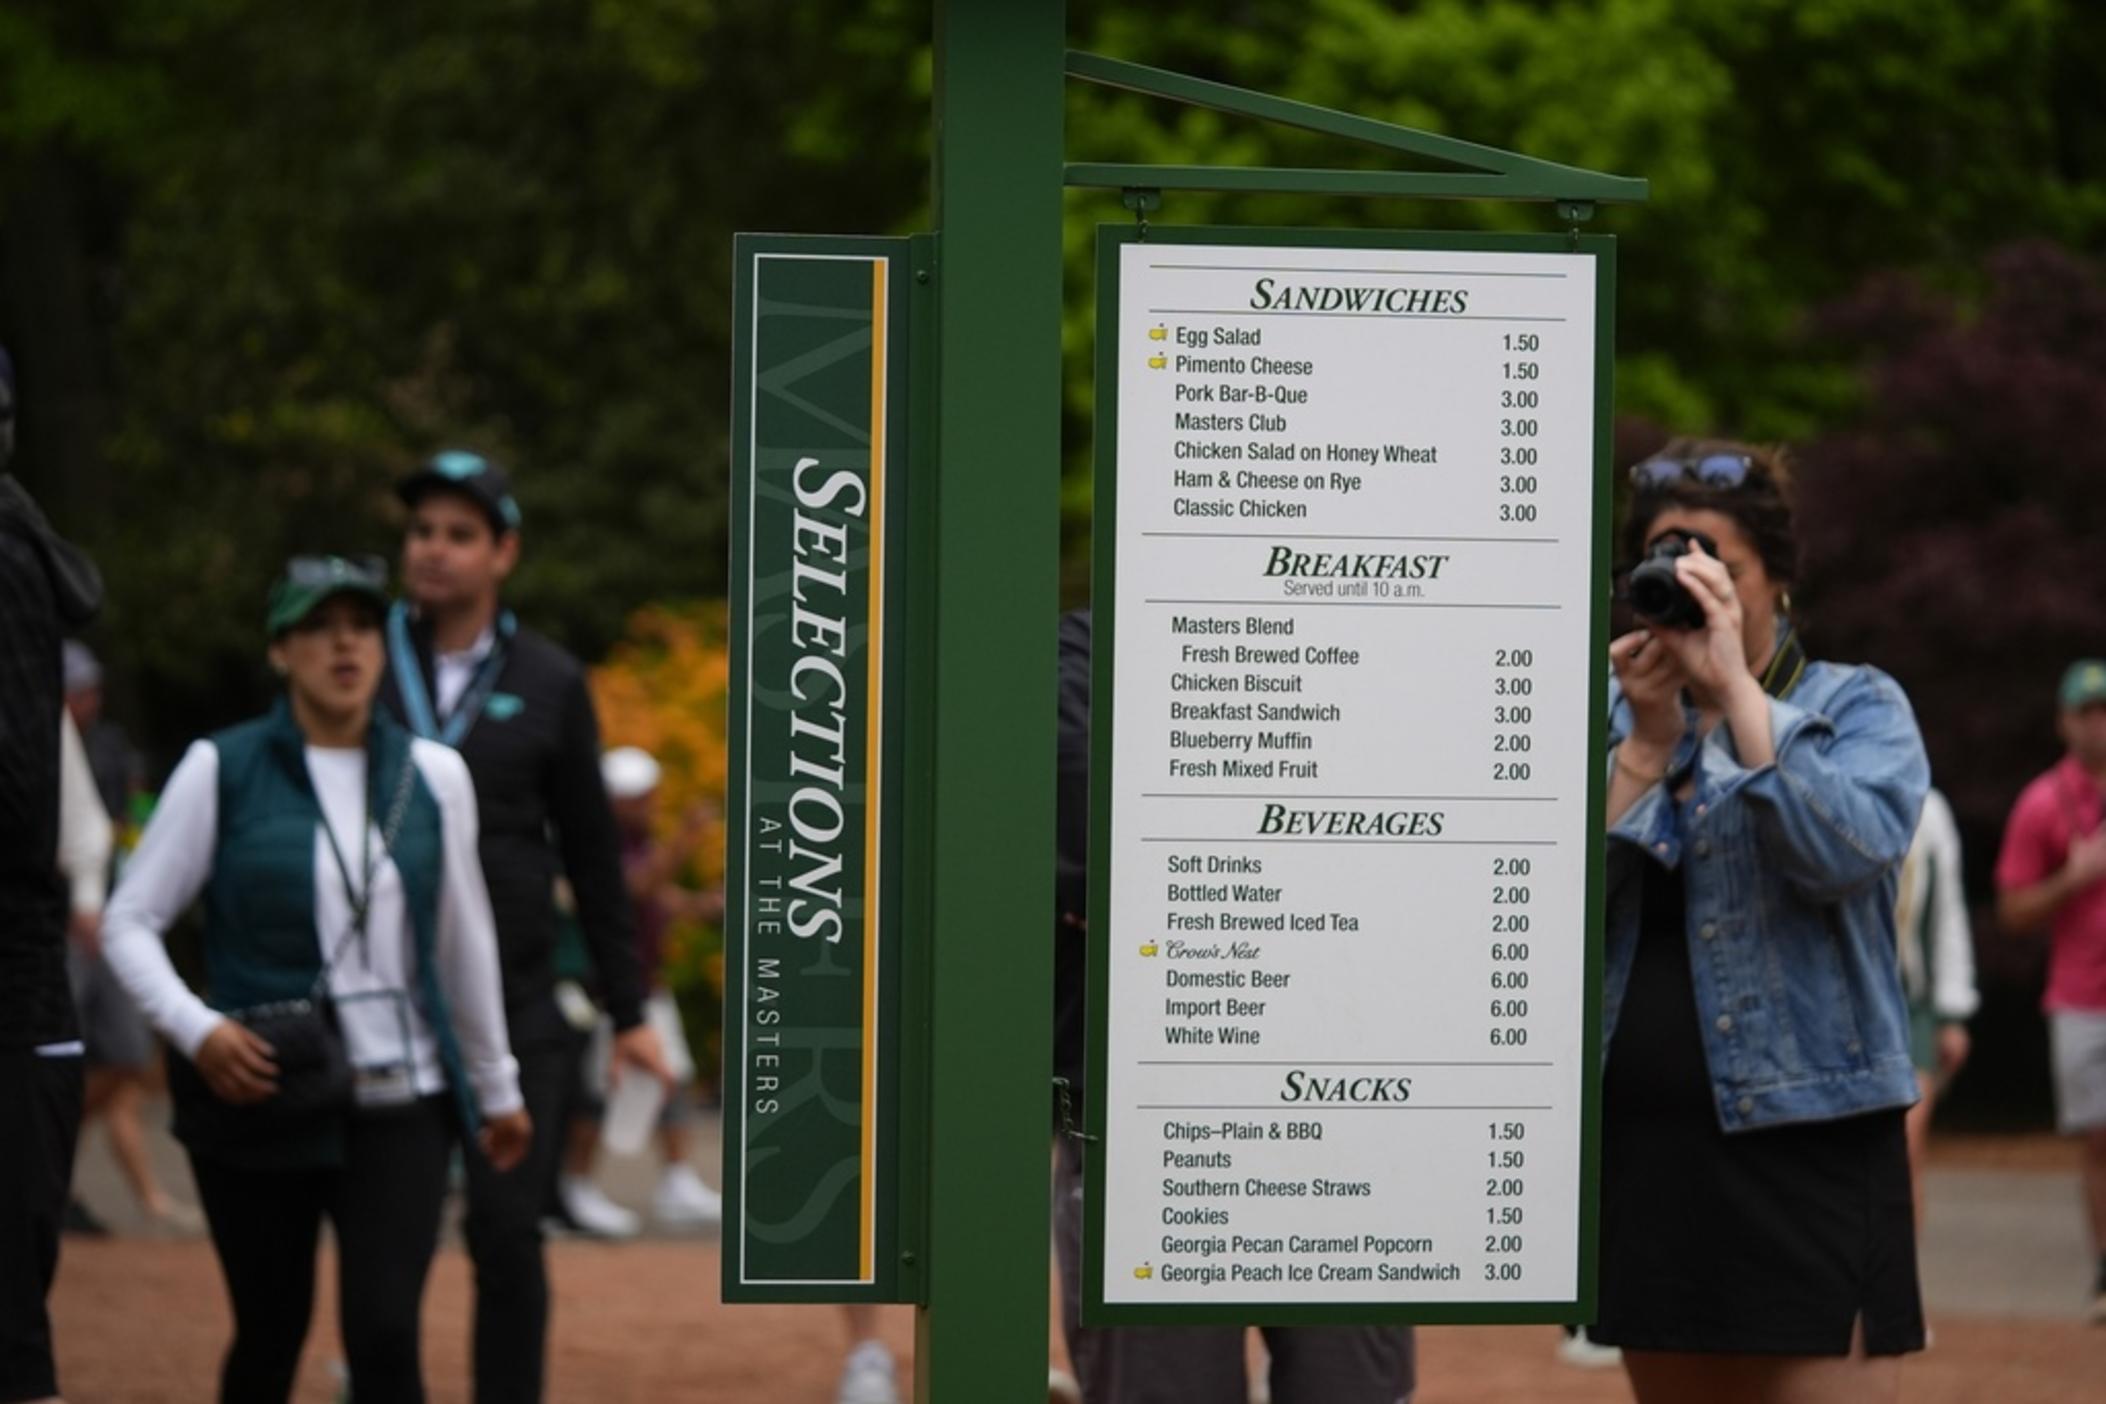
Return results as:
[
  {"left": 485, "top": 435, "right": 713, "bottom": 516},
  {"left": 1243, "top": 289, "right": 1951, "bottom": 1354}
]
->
[{"left": 1086, "top": 228, "right": 1611, "bottom": 1324}]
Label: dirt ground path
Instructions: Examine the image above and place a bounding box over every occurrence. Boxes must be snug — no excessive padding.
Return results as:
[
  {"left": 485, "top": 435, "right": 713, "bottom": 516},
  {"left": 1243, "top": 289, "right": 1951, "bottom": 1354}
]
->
[
  {"left": 54, "top": 1117, "right": 2106, "bottom": 1401},
  {"left": 51, "top": 1234, "right": 2106, "bottom": 1403}
]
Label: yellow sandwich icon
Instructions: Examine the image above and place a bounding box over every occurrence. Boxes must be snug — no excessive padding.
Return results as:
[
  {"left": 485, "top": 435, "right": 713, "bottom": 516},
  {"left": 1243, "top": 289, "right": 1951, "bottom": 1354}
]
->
[
  {"left": 1138, "top": 942, "right": 1159, "bottom": 957},
  {"left": 1147, "top": 354, "right": 1167, "bottom": 370},
  {"left": 1134, "top": 1263, "right": 1154, "bottom": 1280},
  {"left": 1148, "top": 325, "right": 1167, "bottom": 341}
]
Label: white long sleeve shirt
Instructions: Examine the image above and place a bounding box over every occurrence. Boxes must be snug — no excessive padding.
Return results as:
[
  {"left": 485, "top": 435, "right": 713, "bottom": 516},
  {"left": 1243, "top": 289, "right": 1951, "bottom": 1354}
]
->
[
  {"left": 102, "top": 735, "right": 522, "bottom": 1115},
  {"left": 56, "top": 712, "right": 111, "bottom": 918},
  {"left": 1895, "top": 787, "right": 1980, "bottom": 1022}
]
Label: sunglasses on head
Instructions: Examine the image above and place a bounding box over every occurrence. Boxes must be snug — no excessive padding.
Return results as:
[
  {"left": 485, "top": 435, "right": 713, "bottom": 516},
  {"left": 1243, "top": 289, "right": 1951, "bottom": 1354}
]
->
[
  {"left": 286, "top": 554, "right": 387, "bottom": 589},
  {"left": 1628, "top": 452, "right": 1757, "bottom": 491}
]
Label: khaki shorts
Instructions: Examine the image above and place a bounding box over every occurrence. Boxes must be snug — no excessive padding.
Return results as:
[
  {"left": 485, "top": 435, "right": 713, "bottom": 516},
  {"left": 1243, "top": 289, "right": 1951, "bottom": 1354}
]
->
[{"left": 2050, "top": 1010, "right": 2106, "bottom": 1133}]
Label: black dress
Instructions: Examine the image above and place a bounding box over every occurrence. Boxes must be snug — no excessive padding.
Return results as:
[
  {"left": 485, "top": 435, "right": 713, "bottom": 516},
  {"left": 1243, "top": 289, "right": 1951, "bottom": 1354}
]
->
[{"left": 1593, "top": 861, "right": 1924, "bottom": 1356}]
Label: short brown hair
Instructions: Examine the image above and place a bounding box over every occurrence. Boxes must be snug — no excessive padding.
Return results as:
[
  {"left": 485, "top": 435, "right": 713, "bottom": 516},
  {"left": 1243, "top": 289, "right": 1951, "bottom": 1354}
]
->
[{"left": 1623, "top": 437, "right": 1799, "bottom": 584}]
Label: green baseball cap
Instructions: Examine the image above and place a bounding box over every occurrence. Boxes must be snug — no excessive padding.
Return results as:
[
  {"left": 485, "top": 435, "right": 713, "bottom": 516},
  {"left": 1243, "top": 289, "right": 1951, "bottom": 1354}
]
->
[
  {"left": 266, "top": 554, "right": 389, "bottom": 636},
  {"left": 2059, "top": 658, "right": 2106, "bottom": 710}
]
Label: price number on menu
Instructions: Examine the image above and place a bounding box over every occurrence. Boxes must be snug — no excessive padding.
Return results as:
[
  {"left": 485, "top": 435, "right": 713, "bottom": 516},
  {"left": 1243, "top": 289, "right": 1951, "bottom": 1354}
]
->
[
  {"left": 1489, "top": 853, "right": 1534, "bottom": 1046},
  {"left": 1492, "top": 649, "right": 1535, "bottom": 783},
  {"left": 1484, "top": 1118, "right": 1530, "bottom": 1281},
  {"left": 1498, "top": 332, "right": 1544, "bottom": 525}
]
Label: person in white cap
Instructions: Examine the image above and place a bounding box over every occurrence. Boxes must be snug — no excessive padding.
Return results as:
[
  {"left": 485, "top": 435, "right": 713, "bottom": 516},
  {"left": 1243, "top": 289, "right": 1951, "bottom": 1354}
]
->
[{"left": 556, "top": 746, "right": 724, "bottom": 1229}]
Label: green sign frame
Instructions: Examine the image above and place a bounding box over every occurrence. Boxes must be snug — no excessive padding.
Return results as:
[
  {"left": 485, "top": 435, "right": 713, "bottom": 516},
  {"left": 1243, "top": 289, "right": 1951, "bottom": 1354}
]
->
[
  {"left": 1083, "top": 222, "right": 1616, "bottom": 1327},
  {"left": 724, "top": 234, "right": 915, "bottom": 1303}
]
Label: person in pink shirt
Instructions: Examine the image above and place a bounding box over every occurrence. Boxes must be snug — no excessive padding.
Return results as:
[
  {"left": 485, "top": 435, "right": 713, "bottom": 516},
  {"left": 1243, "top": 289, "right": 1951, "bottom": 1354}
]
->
[{"left": 1996, "top": 657, "right": 2106, "bottom": 1324}]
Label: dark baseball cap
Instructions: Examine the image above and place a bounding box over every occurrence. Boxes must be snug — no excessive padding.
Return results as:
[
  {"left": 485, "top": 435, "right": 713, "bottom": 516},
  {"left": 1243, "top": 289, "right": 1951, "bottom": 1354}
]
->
[
  {"left": 266, "top": 554, "right": 390, "bottom": 636},
  {"left": 395, "top": 449, "right": 521, "bottom": 535}
]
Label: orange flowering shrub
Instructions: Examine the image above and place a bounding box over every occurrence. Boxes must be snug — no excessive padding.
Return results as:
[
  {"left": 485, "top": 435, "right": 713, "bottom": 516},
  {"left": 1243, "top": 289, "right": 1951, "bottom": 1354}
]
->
[{"left": 590, "top": 601, "right": 730, "bottom": 1089}]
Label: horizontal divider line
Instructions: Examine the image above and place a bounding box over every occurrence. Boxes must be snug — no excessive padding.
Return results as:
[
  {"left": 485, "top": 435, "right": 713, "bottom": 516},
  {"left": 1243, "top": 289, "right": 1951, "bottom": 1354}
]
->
[
  {"left": 1141, "top": 599, "right": 1562, "bottom": 610},
  {"left": 1138, "top": 533, "right": 1561, "bottom": 544},
  {"left": 1136, "top": 837, "right": 1559, "bottom": 846},
  {"left": 1140, "top": 793, "right": 1557, "bottom": 803},
  {"left": 1135, "top": 1060, "right": 1556, "bottom": 1068},
  {"left": 1133, "top": 1104, "right": 1557, "bottom": 1111},
  {"left": 1145, "top": 264, "right": 1569, "bottom": 279},
  {"left": 1145, "top": 310, "right": 1568, "bottom": 322}
]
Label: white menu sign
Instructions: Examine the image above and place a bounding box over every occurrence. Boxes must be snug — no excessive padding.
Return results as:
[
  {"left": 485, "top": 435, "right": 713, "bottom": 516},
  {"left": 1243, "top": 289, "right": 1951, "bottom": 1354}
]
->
[{"left": 1094, "top": 234, "right": 1606, "bottom": 1318}]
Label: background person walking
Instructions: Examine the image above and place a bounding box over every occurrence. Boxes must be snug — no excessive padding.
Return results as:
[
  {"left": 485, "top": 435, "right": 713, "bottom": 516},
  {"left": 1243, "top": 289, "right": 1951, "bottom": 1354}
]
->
[
  {"left": 553, "top": 746, "right": 723, "bottom": 1231},
  {"left": 0, "top": 343, "right": 105, "bottom": 1404},
  {"left": 1896, "top": 786, "right": 1978, "bottom": 1239},
  {"left": 381, "top": 451, "right": 671, "bottom": 1403},
  {"left": 58, "top": 642, "right": 198, "bottom": 1236},
  {"left": 101, "top": 556, "right": 528, "bottom": 1403},
  {"left": 1995, "top": 658, "right": 2106, "bottom": 1323}
]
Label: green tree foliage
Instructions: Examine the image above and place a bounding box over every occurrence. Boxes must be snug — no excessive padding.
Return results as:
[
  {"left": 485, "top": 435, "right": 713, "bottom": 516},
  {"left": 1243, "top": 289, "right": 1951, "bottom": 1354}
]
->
[
  {"left": 1796, "top": 241, "right": 2106, "bottom": 848},
  {"left": 1062, "top": 0, "right": 2106, "bottom": 433},
  {"left": 0, "top": 0, "right": 2101, "bottom": 755},
  {"left": 2, "top": 0, "right": 934, "bottom": 747}
]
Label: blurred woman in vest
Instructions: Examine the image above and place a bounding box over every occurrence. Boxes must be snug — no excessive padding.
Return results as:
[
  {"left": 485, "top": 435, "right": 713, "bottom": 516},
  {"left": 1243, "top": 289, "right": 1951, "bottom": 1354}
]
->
[{"left": 103, "top": 555, "right": 529, "bottom": 1404}]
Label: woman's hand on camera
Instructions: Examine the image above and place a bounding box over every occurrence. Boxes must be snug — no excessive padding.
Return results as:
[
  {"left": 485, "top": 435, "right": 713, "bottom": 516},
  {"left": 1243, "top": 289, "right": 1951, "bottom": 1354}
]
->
[
  {"left": 479, "top": 1108, "right": 533, "bottom": 1173},
  {"left": 196, "top": 1020, "right": 279, "bottom": 1105},
  {"left": 1656, "top": 544, "right": 1754, "bottom": 704},
  {"left": 1610, "top": 629, "right": 1686, "bottom": 764}
]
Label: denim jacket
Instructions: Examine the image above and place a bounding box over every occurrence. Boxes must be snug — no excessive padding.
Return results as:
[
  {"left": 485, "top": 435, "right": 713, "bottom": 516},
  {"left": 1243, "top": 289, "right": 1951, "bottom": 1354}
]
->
[{"left": 1606, "top": 658, "right": 1928, "bottom": 1131}]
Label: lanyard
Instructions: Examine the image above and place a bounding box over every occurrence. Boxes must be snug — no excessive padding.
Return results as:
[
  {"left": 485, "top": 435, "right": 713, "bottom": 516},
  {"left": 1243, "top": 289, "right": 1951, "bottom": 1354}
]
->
[
  {"left": 316, "top": 775, "right": 375, "bottom": 970},
  {"left": 388, "top": 601, "right": 514, "bottom": 747},
  {"left": 306, "top": 755, "right": 418, "bottom": 998}
]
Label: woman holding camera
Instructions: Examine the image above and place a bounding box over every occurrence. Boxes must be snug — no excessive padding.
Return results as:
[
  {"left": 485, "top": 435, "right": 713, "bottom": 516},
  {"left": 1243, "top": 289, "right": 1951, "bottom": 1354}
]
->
[
  {"left": 103, "top": 556, "right": 529, "bottom": 1403},
  {"left": 1597, "top": 441, "right": 1928, "bottom": 1402}
]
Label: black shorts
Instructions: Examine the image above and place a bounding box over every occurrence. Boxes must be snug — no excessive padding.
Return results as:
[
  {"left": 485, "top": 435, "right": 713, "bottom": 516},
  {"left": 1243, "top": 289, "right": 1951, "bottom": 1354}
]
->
[{"left": 0, "top": 1048, "right": 84, "bottom": 1403}]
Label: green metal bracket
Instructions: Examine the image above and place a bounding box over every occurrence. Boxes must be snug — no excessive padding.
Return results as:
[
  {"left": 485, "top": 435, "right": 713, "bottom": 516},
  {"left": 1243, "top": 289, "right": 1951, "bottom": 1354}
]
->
[{"left": 1065, "top": 50, "right": 1648, "bottom": 206}]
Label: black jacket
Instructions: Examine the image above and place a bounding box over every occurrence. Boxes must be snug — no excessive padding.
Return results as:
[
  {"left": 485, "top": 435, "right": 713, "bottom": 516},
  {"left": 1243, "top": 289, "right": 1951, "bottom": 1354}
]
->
[
  {"left": 1054, "top": 608, "right": 1091, "bottom": 1113},
  {"left": 380, "top": 613, "right": 645, "bottom": 1049},
  {"left": 0, "top": 474, "right": 102, "bottom": 1049}
]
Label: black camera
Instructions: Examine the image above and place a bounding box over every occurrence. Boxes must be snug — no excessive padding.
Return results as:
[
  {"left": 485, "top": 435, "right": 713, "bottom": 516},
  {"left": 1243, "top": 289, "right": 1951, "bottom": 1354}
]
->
[{"left": 1626, "top": 529, "right": 1717, "bottom": 629}]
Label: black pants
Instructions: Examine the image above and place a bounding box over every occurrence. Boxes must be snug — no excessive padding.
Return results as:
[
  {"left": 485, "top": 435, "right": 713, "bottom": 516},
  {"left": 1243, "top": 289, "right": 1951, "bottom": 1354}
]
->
[
  {"left": 0, "top": 1050, "right": 82, "bottom": 1404},
  {"left": 462, "top": 1042, "right": 571, "bottom": 1404},
  {"left": 190, "top": 1098, "right": 452, "bottom": 1404},
  {"left": 1054, "top": 1138, "right": 1416, "bottom": 1404}
]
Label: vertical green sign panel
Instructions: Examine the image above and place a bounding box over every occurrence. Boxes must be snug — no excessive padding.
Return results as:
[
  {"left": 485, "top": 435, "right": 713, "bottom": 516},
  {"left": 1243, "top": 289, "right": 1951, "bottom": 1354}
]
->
[{"left": 726, "top": 235, "right": 910, "bottom": 1302}]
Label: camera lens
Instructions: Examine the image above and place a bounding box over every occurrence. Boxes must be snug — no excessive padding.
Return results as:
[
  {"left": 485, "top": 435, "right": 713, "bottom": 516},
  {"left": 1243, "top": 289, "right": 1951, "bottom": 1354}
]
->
[
  {"left": 1628, "top": 550, "right": 1704, "bottom": 629},
  {"left": 1628, "top": 565, "right": 1680, "bottom": 620}
]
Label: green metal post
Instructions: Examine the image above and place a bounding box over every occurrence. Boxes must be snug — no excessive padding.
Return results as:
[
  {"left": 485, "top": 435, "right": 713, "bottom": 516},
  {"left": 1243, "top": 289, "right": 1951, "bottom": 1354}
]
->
[{"left": 917, "top": 1, "right": 1064, "bottom": 1399}]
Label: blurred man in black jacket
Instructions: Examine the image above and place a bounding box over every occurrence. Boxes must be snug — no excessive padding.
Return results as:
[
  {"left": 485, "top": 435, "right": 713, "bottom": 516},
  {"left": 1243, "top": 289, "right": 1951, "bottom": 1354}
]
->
[
  {"left": 380, "top": 450, "right": 669, "bottom": 1404},
  {"left": 0, "top": 344, "right": 104, "bottom": 1404}
]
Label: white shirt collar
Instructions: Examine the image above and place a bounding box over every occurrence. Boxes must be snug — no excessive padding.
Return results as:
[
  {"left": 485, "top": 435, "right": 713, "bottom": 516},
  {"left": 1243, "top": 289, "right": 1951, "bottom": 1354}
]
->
[{"left": 435, "top": 623, "right": 497, "bottom": 668}]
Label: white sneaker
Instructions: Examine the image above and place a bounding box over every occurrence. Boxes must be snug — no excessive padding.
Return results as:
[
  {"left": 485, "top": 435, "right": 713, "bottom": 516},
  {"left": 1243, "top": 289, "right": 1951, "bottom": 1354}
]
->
[
  {"left": 836, "top": 1340, "right": 901, "bottom": 1404},
  {"left": 559, "top": 1175, "right": 640, "bottom": 1239},
  {"left": 653, "top": 1164, "right": 724, "bottom": 1229},
  {"left": 1555, "top": 1326, "right": 1623, "bottom": 1369}
]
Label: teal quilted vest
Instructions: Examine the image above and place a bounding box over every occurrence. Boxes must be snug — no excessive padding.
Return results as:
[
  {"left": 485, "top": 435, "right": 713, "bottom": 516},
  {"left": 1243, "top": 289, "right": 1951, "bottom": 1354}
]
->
[{"left": 180, "top": 702, "right": 480, "bottom": 1168}]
